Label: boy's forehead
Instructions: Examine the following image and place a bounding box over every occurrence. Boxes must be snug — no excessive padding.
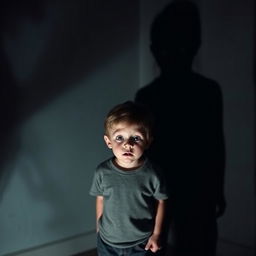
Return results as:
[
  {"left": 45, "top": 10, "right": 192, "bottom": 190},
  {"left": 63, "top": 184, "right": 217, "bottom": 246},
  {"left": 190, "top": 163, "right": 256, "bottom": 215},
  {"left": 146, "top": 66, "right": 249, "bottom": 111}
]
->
[{"left": 109, "top": 122, "right": 143, "bottom": 134}]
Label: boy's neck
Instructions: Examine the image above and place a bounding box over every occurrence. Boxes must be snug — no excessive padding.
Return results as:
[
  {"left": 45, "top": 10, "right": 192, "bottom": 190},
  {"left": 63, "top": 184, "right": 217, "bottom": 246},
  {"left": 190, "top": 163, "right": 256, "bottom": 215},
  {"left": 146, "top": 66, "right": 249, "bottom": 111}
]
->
[{"left": 112, "top": 157, "right": 145, "bottom": 171}]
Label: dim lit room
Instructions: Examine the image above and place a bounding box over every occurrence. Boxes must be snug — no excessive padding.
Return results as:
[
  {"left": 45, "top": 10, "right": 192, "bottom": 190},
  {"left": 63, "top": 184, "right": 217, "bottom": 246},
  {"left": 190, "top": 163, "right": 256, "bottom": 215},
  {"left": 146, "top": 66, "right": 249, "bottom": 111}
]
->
[{"left": 0, "top": 0, "right": 254, "bottom": 255}]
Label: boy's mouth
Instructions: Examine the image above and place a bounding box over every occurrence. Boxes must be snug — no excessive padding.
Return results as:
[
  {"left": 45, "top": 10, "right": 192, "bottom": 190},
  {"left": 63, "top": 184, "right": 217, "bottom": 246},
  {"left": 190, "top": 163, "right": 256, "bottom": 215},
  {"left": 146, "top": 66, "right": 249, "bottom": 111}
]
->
[{"left": 123, "top": 152, "right": 133, "bottom": 156}]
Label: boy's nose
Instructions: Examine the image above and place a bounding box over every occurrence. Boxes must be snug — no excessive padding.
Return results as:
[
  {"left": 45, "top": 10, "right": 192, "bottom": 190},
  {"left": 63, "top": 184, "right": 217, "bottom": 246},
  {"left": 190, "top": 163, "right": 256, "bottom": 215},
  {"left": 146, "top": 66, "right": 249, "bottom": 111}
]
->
[{"left": 123, "top": 138, "right": 134, "bottom": 148}]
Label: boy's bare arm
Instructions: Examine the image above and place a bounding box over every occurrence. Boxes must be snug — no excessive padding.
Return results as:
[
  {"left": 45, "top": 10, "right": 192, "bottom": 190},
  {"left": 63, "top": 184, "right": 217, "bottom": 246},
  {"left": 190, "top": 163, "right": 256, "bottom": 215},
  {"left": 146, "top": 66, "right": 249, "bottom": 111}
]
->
[
  {"left": 145, "top": 199, "right": 166, "bottom": 252},
  {"left": 96, "top": 196, "right": 104, "bottom": 232}
]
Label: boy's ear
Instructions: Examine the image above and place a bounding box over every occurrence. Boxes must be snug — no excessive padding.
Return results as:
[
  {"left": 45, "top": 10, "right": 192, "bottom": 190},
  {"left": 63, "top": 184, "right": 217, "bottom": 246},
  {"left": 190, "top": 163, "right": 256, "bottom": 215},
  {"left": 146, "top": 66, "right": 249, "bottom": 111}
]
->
[{"left": 104, "top": 135, "right": 112, "bottom": 149}]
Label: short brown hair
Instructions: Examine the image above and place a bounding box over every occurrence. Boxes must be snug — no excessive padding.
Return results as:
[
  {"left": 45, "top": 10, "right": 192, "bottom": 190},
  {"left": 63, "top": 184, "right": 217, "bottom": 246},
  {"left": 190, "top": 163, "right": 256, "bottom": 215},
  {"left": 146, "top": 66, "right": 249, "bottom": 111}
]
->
[{"left": 104, "top": 101, "right": 153, "bottom": 143}]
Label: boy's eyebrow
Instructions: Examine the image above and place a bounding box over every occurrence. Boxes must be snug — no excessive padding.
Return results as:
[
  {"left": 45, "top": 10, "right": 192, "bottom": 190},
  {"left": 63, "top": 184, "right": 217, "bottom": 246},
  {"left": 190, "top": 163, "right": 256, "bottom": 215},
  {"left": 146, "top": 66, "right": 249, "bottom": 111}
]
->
[
  {"left": 112, "top": 129, "right": 123, "bottom": 135},
  {"left": 112, "top": 128, "right": 144, "bottom": 136}
]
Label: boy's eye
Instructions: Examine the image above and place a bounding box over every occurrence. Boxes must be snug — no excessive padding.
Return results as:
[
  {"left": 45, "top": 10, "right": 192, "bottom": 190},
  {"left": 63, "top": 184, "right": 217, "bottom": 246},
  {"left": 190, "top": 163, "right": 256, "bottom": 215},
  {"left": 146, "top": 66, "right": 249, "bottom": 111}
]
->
[
  {"left": 115, "top": 135, "right": 124, "bottom": 142},
  {"left": 133, "top": 136, "right": 142, "bottom": 142}
]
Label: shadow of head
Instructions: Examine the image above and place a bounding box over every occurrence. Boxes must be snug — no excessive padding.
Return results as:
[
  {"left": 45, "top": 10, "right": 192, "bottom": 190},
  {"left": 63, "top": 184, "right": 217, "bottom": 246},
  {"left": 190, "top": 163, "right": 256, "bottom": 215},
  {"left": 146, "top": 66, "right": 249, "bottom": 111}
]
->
[{"left": 150, "top": 0, "right": 201, "bottom": 72}]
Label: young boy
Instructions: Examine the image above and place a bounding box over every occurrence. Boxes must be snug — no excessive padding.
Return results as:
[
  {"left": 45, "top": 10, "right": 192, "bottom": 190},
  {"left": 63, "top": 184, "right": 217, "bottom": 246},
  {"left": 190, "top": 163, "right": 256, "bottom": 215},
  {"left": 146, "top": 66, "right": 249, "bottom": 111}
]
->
[{"left": 90, "top": 101, "right": 168, "bottom": 255}]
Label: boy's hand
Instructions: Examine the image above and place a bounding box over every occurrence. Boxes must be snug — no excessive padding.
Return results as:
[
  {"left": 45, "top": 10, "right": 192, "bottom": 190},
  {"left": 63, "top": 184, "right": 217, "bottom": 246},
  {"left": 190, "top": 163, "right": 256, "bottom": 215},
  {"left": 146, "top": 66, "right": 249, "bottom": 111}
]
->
[{"left": 145, "top": 234, "right": 161, "bottom": 253}]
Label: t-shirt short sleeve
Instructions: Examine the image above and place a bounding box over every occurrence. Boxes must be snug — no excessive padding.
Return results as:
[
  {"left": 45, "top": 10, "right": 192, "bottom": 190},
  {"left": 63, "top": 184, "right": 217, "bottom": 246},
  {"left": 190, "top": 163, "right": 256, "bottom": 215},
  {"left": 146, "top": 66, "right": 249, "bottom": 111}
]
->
[
  {"left": 89, "top": 168, "right": 104, "bottom": 196},
  {"left": 153, "top": 181, "right": 168, "bottom": 200},
  {"left": 153, "top": 171, "right": 168, "bottom": 200}
]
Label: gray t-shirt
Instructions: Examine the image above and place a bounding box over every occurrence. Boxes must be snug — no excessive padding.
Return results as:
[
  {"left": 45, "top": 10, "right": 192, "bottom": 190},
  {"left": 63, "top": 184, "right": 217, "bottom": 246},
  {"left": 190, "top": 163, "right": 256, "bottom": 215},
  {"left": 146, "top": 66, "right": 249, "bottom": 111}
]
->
[{"left": 89, "top": 157, "right": 168, "bottom": 248}]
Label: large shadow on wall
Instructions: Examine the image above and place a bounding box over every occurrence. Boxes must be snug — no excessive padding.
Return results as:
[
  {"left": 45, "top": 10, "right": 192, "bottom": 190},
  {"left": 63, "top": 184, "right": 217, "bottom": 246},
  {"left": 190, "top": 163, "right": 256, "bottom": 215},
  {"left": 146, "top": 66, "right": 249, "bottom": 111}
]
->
[
  {"left": 135, "top": 1, "right": 226, "bottom": 256},
  {"left": 0, "top": 0, "right": 138, "bottom": 200}
]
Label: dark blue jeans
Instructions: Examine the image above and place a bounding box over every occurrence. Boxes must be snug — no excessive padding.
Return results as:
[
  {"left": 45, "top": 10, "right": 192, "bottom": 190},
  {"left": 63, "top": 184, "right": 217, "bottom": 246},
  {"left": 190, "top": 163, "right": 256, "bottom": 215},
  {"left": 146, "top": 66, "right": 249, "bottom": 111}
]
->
[{"left": 97, "top": 234, "right": 156, "bottom": 256}]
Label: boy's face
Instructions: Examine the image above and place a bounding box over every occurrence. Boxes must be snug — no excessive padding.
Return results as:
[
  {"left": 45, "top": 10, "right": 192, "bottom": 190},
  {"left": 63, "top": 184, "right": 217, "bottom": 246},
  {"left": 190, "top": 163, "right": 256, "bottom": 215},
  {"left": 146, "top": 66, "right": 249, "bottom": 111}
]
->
[{"left": 104, "top": 122, "right": 149, "bottom": 169}]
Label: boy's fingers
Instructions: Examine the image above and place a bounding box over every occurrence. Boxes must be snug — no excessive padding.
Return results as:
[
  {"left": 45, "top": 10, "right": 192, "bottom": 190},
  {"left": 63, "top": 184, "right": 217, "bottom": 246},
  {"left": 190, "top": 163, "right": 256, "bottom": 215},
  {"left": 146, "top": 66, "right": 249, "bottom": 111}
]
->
[
  {"left": 145, "top": 242, "right": 161, "bottom": 252},
  {"left": 150, "top": 243, "right": 158, "bottom": 253},
  {"left": 151, "top": 246, "right": 159, "bottom": 253},
  {"left": 145, "top": 241, "right": 151, "bottom": 250}
]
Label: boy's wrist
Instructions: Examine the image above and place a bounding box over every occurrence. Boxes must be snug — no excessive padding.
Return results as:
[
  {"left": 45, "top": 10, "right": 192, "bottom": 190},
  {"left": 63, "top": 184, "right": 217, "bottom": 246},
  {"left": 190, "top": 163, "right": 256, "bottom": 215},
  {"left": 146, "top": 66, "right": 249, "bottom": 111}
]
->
[
  {"left": 152, "top": 231, "right": 161, "bottom": 236},
  {"left": 151, "top": 233, "right": 161, "bottom": 239}
]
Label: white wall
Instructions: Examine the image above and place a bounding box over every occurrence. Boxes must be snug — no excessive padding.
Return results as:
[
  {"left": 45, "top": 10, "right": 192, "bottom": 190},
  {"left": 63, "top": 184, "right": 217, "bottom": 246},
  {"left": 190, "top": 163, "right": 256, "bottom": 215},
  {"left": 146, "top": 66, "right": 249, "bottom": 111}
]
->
[
  {"left": 0, "top": 1, "right": 140, "bottom": 255},
  {"left": 139, "top": 0, "right": 255, "bottom": 255}
]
